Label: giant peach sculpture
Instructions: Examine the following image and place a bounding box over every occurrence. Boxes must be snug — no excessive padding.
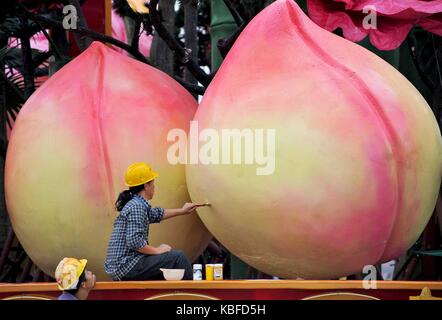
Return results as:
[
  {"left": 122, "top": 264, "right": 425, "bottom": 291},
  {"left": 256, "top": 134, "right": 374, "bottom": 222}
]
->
[
  {"left": 186, "top": 0, "right": 442, "bottom": 279},
  {"left": 5, "top": 42, "right": 211, "bottom": 279}
]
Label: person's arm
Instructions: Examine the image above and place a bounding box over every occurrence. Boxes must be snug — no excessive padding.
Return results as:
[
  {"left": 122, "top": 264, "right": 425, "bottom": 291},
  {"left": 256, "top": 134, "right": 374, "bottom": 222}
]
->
[
  {"left": 126, "top": 204, "right": 154, "bottom": 252},
  {"left": 137, "top": 244, "right": 171, "bottom": 255},
  {"left": 125, "top": 205, "right": 172, "bottom": 255},
  {"left": 162, "top": 203, "right": 199, "bottom": 220}
]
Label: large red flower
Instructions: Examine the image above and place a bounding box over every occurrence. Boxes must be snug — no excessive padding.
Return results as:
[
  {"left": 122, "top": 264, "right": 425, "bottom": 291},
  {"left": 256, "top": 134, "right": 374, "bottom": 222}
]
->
[{"left": 307, "top": 0, "right": 442, "bottom": 50}]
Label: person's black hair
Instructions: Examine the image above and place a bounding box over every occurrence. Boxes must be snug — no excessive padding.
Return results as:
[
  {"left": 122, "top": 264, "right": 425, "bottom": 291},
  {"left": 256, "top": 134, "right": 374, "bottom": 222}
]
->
[
  {"left": 64, "top": 270, "right": 86, "bottom": 296},
  {"left": 115, "top": 184, "right": 145, "bottom": 211}
]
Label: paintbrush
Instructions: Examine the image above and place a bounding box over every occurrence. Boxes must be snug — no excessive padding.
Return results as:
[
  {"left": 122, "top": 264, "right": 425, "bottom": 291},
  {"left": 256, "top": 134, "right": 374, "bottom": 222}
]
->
[{"left": 194, "top": 202, "right": 211, "bottom": 207}]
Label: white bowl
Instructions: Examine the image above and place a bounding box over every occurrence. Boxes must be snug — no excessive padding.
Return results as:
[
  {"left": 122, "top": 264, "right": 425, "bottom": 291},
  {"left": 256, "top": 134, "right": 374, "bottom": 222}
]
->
[{"left": 160, "top": 268, "right": 185, "bottom": 281}]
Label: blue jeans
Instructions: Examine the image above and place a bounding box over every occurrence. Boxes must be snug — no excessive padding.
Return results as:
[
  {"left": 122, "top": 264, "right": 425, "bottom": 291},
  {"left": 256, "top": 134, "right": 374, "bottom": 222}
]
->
[{"left": 122, "top": 250, "right": 193, "bottom": 280}]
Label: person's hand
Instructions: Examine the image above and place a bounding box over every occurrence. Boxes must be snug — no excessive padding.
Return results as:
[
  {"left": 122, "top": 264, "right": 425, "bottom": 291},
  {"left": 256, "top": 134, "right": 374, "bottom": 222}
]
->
[
  {"left": 158, "top": 244, "right": 172, "bottom": 254},
  {"left": 181, "top": 202, "right": 198, "bottom": 214}
]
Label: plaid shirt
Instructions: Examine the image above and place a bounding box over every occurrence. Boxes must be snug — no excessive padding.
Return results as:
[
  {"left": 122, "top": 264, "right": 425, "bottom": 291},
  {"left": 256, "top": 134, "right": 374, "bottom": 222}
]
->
[{"left": 104, "top": 194, "right": 164, "bottom": 280}]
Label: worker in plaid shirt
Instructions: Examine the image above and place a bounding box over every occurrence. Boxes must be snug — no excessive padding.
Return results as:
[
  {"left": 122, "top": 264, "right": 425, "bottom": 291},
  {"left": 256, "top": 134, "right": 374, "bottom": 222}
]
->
[{"left": 104, "top": 162, "right": 199, "bottom": 280}]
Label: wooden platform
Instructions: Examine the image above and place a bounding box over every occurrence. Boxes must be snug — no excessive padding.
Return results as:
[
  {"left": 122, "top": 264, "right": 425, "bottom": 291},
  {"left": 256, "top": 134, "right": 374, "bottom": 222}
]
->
[{"left": 1, "top": 280, "right": 442, "bottom": 300}]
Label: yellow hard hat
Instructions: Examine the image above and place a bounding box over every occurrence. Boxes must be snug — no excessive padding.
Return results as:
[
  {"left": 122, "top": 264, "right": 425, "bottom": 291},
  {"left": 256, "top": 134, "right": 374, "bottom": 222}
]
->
[
  {"left": 55, "top": 258, "right": 87, "bottom": 291},
  {"left": 125, "top": 162, "right": 158, "bottom": 187}
]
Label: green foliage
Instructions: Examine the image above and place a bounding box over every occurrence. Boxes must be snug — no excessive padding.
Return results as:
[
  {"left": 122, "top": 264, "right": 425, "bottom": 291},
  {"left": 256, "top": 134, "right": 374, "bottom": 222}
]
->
[
  {"left": 414, "top": 250, "right": 442, "bottom": 257},
  {"left": 0, "top": 42, "right": 49, "bottom": 132},
  {"left": 0, "top": 44, "right": 26, "bottom": 130},
  {"left": 175, "top": 0, "right": 211, "bottom": 71}
]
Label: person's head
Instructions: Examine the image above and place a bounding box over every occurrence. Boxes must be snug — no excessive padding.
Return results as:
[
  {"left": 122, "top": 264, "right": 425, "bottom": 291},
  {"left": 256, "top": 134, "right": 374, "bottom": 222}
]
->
[
  {"left": 143, "top": 180, "right": 155, "bottom": 200},
  {"left": 115, "top": 162, "right": 158, "bottom": 211},
  {"left": 55, "top": 258, "right": 96, "bottom": 299}
]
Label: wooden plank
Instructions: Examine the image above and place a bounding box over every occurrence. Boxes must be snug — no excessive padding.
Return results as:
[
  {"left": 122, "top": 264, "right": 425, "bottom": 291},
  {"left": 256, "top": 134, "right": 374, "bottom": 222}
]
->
[
  {"left": 1, "top": 280, "right": 442, "bottom": 293},
  {"left": 105, "top": 0, "right": 112, "bottom": 37}
]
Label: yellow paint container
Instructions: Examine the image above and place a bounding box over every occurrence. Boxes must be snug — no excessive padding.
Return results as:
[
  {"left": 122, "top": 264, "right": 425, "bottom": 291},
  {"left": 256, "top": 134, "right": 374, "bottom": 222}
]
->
[
  {"left": 205, "top": 264, "right": 214, "bottom": 281},
  {"left": 214, "top": 264, "right": 223, "bottom": 280}
]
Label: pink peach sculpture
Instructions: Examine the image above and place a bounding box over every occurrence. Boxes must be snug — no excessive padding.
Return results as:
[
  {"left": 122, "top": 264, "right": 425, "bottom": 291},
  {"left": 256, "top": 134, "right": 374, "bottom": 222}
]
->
[
  {"left": 5, "top": 42, "right": 211, "bottom": 279},
  {"left": 186, "top": 0, "right": 442, "bottom": 279}
]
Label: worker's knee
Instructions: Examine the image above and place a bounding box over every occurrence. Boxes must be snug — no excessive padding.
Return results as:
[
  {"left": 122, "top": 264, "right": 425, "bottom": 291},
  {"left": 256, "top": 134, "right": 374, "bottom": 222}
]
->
[
  {"left": 167, "top": 249, "right": 180, "bottom": 255},
  {"left": 170, "top": 250, "right": 190, "bottom": 264},
  {"left": 171, "top": 249, "right": 186, "bottom": 260},
  {"left": 164, "top": 249, "right": 182, "bottom": 260}
]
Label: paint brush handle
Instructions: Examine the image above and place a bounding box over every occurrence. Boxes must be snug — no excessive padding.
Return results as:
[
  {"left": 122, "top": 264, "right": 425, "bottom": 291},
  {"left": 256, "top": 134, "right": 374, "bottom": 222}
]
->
[{"left": 195, "top": 203, "right": 211, "bottom": 207}]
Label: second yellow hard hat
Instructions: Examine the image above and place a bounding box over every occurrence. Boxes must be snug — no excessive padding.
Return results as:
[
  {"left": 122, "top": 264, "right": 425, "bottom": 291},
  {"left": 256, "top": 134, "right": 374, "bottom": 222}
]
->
[
  {"left": 55, "top": 258, "right": 88, "bottom": 291},
  {"left": 125, "top": 162, "right": 159, "bottom": 187}
]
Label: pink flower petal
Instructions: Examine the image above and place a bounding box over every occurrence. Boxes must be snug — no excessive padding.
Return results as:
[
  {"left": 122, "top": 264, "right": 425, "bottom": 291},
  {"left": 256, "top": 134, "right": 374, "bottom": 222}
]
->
[{"left": 307, "top": 0, "right": 442, "bottom": 50}]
